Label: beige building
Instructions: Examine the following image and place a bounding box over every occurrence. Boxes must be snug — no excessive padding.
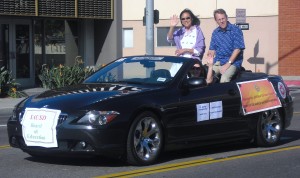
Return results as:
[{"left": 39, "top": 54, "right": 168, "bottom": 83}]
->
[{"left": 122, "top": 0, "right": 279, "bottom": 75}]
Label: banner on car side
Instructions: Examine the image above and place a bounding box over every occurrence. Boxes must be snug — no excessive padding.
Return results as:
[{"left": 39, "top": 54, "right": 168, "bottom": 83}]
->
[{"left": 237, "top": 79, "right": 282, "bottom": 115}]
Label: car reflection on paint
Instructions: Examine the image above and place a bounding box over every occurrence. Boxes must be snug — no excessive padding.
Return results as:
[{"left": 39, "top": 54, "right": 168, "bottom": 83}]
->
[{"left": 7, "top": 55, "right": 294, "bottom": 165}]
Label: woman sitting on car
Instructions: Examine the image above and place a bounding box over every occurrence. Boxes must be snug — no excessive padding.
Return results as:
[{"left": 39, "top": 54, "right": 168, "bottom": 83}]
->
[{"left": 188, "top": 56, "right": 214, "bottom": 85}]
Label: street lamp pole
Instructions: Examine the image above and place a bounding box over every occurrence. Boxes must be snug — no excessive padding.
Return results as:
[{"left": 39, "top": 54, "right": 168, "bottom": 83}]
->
[{"left": 145, "top": 0, "right": 154, "bottom": 55}]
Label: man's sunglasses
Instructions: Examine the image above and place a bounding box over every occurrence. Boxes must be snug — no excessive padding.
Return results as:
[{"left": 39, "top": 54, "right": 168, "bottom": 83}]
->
[{"left": 181, "top": 17, "right": 191, "bottom": 21}]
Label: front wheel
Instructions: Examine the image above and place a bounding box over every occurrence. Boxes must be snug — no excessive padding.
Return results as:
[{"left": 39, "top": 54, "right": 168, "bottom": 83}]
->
[
  {"left": 256, "top": 108, "right": 283, "bottom": 147},
  {"left": 126, "top": 111, "right": 163, "bottom": 166}
]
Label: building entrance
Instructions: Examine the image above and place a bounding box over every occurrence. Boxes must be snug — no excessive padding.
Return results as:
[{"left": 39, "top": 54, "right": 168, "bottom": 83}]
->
[{"left": 0, "top": 19, "right": 33, "bottom": 88}]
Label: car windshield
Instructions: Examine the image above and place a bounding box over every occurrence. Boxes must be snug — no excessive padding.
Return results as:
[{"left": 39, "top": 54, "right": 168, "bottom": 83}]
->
[{"left": 83, "top": 56, "right": 187, "bottom": 85}]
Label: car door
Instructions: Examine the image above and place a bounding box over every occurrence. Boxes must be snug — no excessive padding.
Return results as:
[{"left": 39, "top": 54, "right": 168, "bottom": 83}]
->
[{"left": 166, "top": 81, "right": 248, "bottom": 144}]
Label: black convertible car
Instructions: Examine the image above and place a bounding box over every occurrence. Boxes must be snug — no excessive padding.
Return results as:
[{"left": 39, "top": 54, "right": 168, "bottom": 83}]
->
[{"left": 7, "top": 55, "right": 293, "bottom": 165}]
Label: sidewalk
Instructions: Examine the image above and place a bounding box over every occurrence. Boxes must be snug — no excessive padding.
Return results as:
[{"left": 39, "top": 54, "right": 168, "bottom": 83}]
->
[
  {"left": 0, "top": 88, "right": 48, "bottom": 114},
  {"left": 283, "top": 76, "right": 300, "bottom": 93},
  {"left": 0, "top": 78, "right": 299, "bottom": 115},
  {"left": 283, "top": 80, "right": 300, "bottom": 88}
]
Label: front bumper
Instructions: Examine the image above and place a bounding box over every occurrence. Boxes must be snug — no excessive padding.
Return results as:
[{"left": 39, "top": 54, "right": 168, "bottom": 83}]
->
[
  {"left": 282, "top": 94, "right": 294, "bottom": 129},
  {"left": 7, "top": 120, "right": 127, "bottom": 158}
]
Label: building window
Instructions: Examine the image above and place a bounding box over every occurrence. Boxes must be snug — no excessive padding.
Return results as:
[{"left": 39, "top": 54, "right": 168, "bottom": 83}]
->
[
  {"left": 123, "top": 28, "right": 133, "bottom": 48},
  {"left": 34, "top": 19, "right": 79, "bottom": 67},
  {"left": 157, "top": 27, "right": 180, "bottom": 47},
  {"left": 34, "top": 19, "right": 79, "bottom": 84}
]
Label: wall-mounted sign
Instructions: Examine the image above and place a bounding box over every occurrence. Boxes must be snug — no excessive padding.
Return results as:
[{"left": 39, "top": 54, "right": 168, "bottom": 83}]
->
[
  {"left": 236, "top": 23, "right": 249, "bottom": 30},
  {"left": 236, "top": 8, "right": 246, "bottom": 23}
]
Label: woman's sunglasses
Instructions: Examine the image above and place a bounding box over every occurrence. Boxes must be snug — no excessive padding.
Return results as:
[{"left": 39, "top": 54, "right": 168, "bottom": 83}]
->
[
  {"left": 181, "top": 17, "right": 191, "bottom": 21},
  {"left": 192, "top": 67, "right": 201, "bottom": 71}
]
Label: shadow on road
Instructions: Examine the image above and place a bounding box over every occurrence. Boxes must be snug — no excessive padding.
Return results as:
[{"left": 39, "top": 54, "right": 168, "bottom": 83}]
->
[
  {"left": 25, "top": 155, "right": 126, "bottom": 167},
  {"left": 158, "top": 129, "right": 300, "bottom": 164},
  {"left": 280, "top": 129, "right": 300, "bottom": 145}
]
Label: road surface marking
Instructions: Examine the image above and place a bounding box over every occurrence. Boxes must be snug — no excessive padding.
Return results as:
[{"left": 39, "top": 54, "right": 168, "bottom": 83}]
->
[
  {"left": 0, "top": 145, "right": 10, "bottom": 149},
  {"left": 94, "top": 145, "right": 300, "bottom": 178}
]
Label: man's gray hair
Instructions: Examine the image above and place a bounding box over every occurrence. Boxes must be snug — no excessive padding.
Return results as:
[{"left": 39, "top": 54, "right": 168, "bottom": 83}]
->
[{"left": 213, "top": 9, "right": 228, "bottom": 19}]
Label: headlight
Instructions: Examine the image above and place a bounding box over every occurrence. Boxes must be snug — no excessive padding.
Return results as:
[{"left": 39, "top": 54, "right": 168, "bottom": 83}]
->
[
  {"left": 10, "top": 109, "right": 19, "bottom": 121},
  {"left": 77, "top": 110, "right": 120, "bottom": 125},
  {"left": 10, "top": 108, "right": 23, "bottom": 122},
  {"left": 10, "top": 97, "right": 29, "bottom": 121}
]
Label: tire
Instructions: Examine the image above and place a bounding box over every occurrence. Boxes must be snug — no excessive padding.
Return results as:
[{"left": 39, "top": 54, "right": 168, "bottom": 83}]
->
[
  {"left": 256, "top": 108, "right": 283, "bottom": 147},
  {"left": 126, "top": 111, "right": 163, "bottom": 166}
]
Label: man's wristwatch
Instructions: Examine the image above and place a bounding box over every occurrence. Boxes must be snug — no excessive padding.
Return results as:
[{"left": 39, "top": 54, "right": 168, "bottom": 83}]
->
[{"left": 228, "top": 60, "right": 232, "bottom": 64}]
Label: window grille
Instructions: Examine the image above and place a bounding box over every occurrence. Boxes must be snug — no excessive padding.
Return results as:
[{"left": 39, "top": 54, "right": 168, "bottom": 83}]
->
[
  {"left": 38, "top": 0, "right": 75, "bottom": 17},
  {"left": 0, "top": 0, "right": 113, "bottom": 19},
  {"left": 0, "top": 0, "right": 35, "bottom": 16},
  {"left": 78, "top": 0, "right": 113, "bottom": 19}
]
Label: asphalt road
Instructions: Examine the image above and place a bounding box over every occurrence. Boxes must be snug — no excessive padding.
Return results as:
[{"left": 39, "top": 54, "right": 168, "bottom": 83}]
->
[{"left": 0, "top": 91, "right": 299, "bottom": 178}]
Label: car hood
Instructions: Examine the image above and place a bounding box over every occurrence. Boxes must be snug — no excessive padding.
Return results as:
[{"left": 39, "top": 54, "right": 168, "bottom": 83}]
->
[{"left": 23, "top": 84, "right": 154, "bottom": 111}]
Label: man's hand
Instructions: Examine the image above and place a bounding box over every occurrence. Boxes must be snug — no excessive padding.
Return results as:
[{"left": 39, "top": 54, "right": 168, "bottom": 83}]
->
[{"left": 221, "top": 63, "right": 231, "bottom": 74}]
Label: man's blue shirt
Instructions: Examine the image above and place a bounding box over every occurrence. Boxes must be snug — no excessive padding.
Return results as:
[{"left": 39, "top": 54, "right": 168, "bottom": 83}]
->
[{"left": 209, "top": 22, "right": 245, "bottom": 68}]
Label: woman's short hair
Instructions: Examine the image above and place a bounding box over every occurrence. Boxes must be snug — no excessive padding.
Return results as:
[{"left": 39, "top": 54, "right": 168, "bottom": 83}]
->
[{"left": 179, "top": 8, "right": 200, "bottom": 26}]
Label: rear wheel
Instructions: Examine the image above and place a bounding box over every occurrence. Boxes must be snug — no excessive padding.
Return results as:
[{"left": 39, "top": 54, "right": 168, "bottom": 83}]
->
[
  {"left": 126, "top": 111, "right": 163, "bottom": 166},
  {"left": 256, "top": 109, "right": 283, "bottom": 147}
]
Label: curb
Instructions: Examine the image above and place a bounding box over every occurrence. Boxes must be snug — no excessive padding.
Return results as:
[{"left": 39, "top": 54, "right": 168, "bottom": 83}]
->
[
  {"left": 0, "top": 108, "right": 14, "bottom": 115},
  {"left": 284, "top": 80, "right": 300, "bottom": 87},
  {"left": 0, "top": 97, "right": 25, "bottom": 115},
  {"left": 0, "top": 88, "right": 47, "bottom": 115}
]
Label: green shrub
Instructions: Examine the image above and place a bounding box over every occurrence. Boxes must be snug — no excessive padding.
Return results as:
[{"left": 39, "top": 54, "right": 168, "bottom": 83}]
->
[
  {"left": 0, "top": 66, "right": 27, "bottom": 98},
  {"left": 39, "top": 56, "right": 95, "bottom": 89}
]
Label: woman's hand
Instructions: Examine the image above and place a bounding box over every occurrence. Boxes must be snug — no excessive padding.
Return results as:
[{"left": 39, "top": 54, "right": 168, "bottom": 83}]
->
[
  {"left": 170, "top": 15, "right": 179, "bottom": 27},
  {"left": 175, "top": 49, "right": 192, "bottom": 56}
]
